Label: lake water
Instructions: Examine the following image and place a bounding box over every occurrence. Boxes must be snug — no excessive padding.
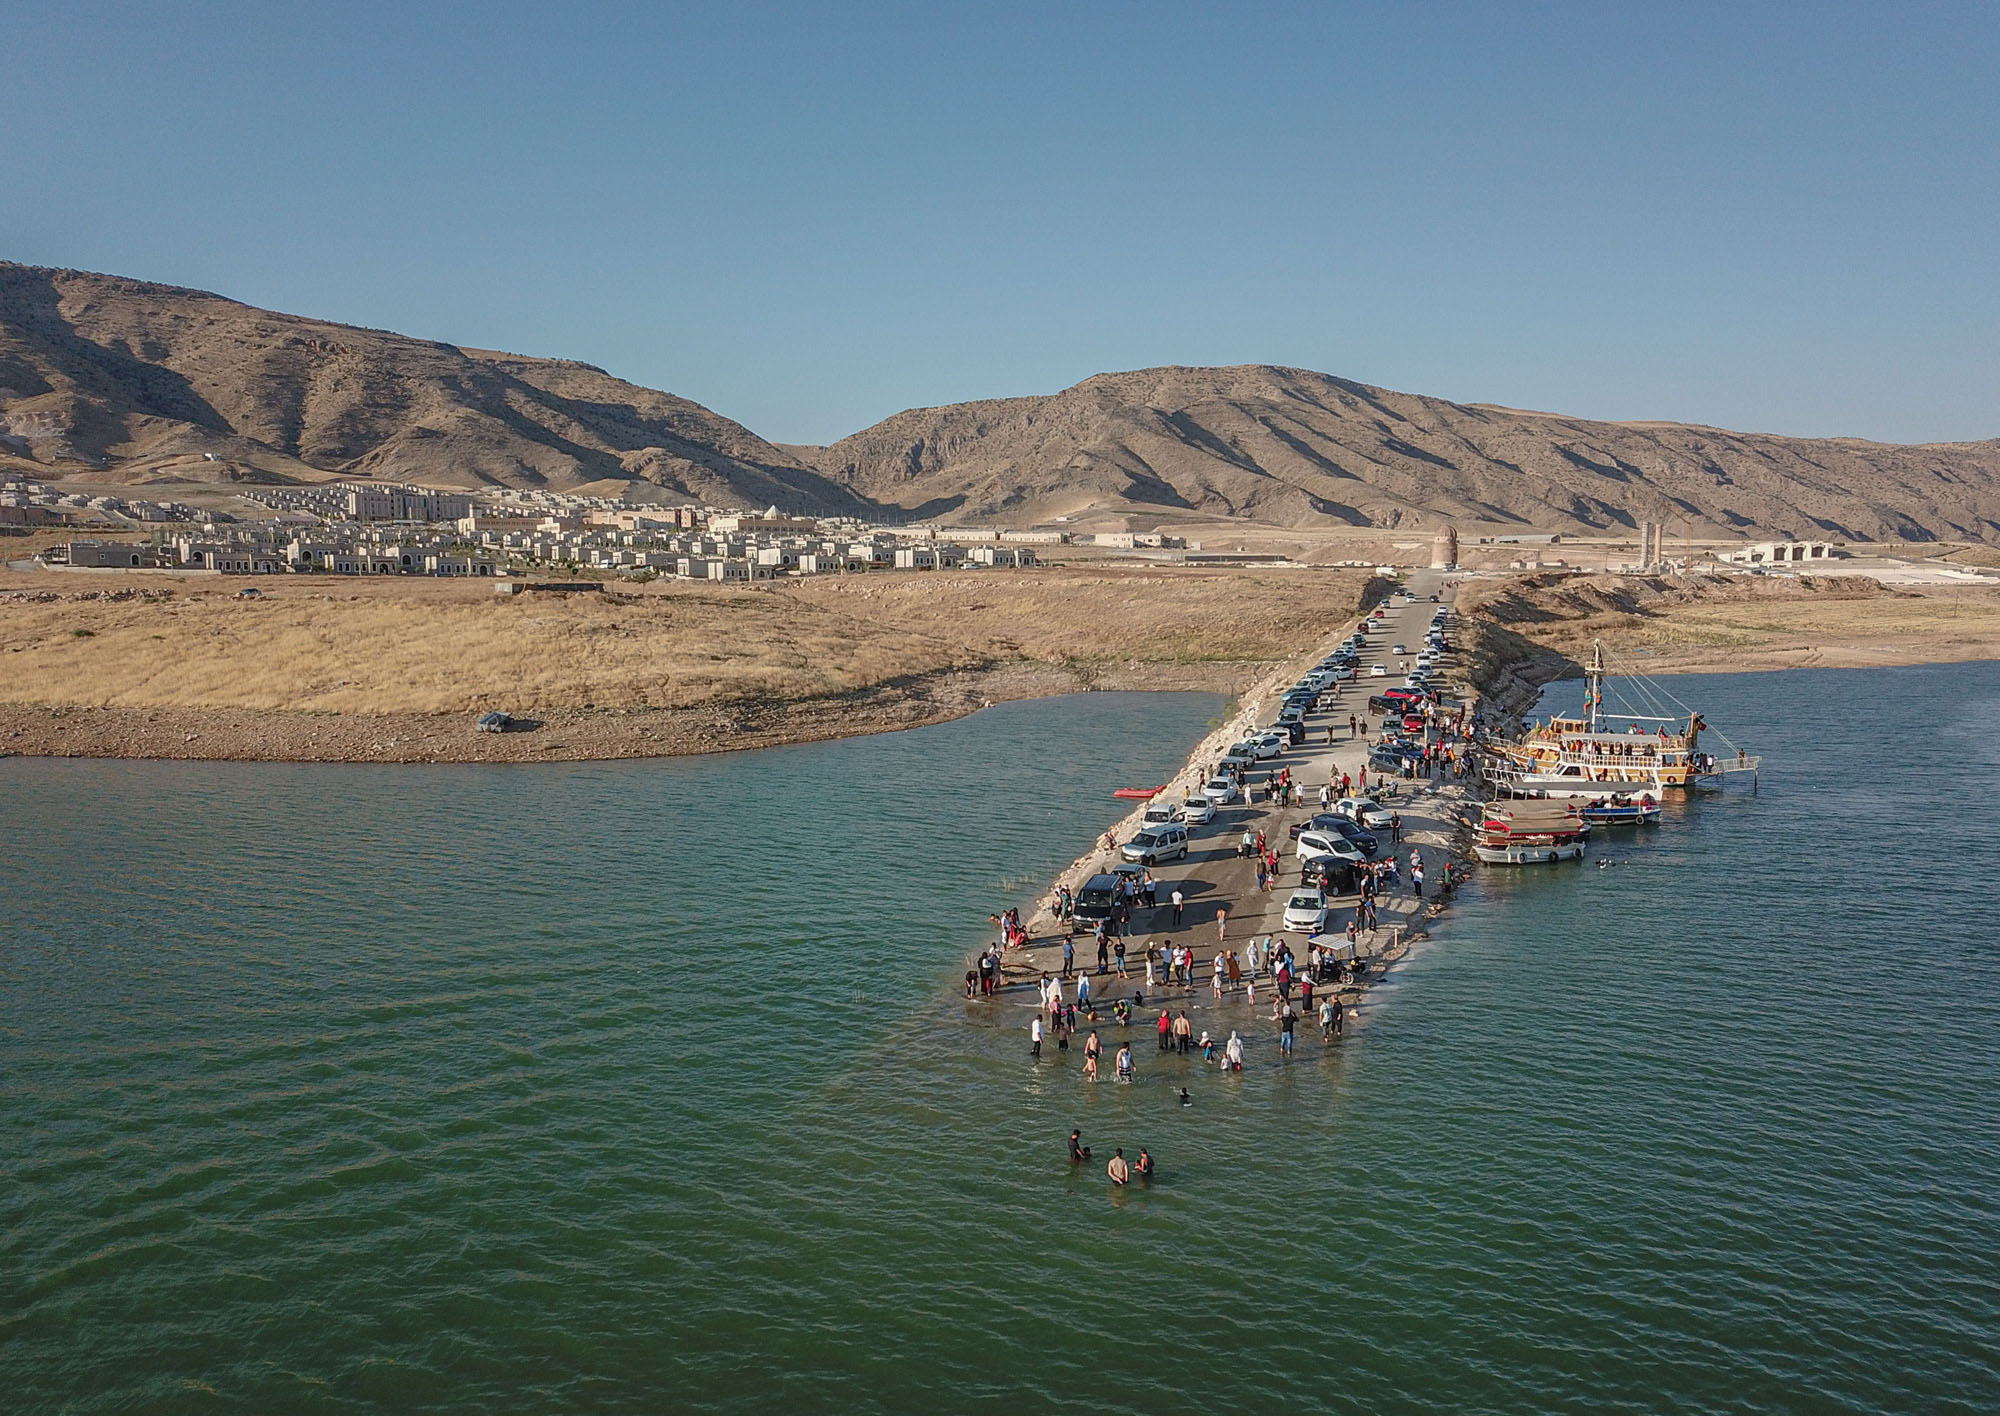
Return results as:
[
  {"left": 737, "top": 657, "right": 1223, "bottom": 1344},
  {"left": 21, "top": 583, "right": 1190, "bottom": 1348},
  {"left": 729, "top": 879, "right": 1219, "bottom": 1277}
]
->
[{"left": 3, "top": 673, "right": 1997, "bottom": 1414}]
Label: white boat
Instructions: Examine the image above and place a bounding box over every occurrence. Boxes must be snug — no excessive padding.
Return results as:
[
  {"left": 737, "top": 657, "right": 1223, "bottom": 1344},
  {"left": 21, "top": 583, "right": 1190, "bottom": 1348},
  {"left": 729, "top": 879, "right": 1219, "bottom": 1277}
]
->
[
  {"left": 1474, "top": 838, "right": 1588, "bottom": 864},
  {"left": 1471, "top": 801, "right": 1590, "bottom": 866}
]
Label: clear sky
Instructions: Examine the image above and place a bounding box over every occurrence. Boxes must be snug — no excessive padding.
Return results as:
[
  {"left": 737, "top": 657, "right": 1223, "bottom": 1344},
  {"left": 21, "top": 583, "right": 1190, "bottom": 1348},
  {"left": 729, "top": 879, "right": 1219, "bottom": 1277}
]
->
[{"left": 4, "top": 1, "right": 1995, "bottom": 445}]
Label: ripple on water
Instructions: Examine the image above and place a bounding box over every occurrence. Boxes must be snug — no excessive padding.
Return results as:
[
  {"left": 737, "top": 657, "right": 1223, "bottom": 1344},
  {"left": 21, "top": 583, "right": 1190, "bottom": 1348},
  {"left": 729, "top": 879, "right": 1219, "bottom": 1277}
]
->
[{"left": 3, "top": 680, "right": 2000, "bottom": 1413}]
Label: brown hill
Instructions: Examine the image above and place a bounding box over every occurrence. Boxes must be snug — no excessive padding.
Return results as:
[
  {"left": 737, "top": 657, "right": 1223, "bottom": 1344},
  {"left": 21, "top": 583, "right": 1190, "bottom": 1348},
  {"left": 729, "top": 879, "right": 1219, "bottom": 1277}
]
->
[
  {"left": 798, "top": 365, "right": 2000, "bottom": 542},
  {"left": 0, "top": 263, "right": 871, "bottom": 514},
  {"left": 5, "top": 264, "right": 1995, "bottom": 542}
]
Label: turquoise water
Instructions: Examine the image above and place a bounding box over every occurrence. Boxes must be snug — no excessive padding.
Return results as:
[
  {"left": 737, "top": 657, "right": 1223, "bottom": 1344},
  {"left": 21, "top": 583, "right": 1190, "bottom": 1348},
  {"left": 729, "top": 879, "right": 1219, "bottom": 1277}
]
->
[{"left": 3, "top": 674, "right": 1997, "bottom": 1414}]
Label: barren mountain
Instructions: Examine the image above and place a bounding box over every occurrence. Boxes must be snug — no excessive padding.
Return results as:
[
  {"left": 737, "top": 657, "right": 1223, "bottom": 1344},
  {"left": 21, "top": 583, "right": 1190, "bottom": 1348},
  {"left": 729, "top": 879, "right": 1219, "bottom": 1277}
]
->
[
  {"left": 799, "top": 365, "right": 2000, "bottom": 542},
  {"left": 5, "top": 263, "right": 1995, "bottom": 542},
  {"left": 0, "top": 263, "right": 870, "bottom": 514}
]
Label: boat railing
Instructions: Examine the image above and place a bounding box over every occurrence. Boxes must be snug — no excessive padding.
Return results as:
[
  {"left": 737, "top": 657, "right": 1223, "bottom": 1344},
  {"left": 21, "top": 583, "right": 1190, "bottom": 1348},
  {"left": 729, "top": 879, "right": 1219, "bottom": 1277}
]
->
[{"left": 1698, "top": 753, "right": 1762, "bottom": 775}]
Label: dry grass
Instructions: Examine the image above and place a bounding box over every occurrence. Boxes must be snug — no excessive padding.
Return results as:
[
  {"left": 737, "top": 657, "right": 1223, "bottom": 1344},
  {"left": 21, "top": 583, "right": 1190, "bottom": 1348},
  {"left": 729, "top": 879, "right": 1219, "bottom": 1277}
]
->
[
  {"left": 785, "top": 566, "right": 1370, "bottom": 665},
  {"left": 1459, "top": 571, "right": 2000, "bottom": 673},
  {"left": 0, "top": 564, "right": 1370, "bottom": 714}
]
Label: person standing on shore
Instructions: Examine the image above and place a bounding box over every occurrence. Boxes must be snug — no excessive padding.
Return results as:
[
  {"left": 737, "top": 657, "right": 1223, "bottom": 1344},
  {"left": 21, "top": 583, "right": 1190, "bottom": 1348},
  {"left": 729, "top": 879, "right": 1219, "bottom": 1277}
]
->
[
  {"left": 1171, "top": 888, "right": 1184, "bottom": 926},
  {"left": 1061, "top": 935, "right": 1074, "bottom": 979},
  {"left": 1390, "top": 812, "right": 1402, "bottom": 844},
  {"left": 1114, "top": 938, "right": 1127, "bottom": 979},
  {"left": 1216, "top": 907, "right": 1228, "bottom": 944}
]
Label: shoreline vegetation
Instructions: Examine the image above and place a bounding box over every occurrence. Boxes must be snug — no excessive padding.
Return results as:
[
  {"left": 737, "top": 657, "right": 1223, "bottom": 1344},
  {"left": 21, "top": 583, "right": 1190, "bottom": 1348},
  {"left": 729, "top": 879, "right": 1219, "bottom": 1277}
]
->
[{"left": 2, "top": 563, "right": 1997, "bottom": 764}]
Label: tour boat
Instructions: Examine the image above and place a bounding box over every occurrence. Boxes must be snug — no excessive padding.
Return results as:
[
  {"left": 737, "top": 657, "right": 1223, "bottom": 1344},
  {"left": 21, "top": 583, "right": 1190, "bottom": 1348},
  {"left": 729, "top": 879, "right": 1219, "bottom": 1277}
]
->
[
  {"left": 1472, "top": 801, "right": 1590, "bottom": 865},
  {"left": 1485, "top": 641, "right": 1760, "bottom": 797}
]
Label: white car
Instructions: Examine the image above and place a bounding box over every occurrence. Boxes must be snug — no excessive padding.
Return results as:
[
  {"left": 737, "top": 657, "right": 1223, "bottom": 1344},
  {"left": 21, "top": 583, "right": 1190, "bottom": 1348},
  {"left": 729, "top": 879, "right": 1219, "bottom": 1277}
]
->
[
  {"left": 1391, "top": 643, "right": 1408, "bottom": 655},
  {"left": 1369, "top": 664, "right": 1389, "bottom": 678},
  {"left": 1202, "top": 777, "right": 1241, "bottom": 806},
  {"left": 1180, "top": 795, "right": 1216, "bottom": 825},
  {"left": 1336, "top": 796, "right": 1395, "bottom": 830},
  {"left": 1282, "top": 892, "right": 1333, "bottom": 933},
  {"left": 1122, "top": 824, "right": 1190, "bottom": 866},
  {"left": 1296, "top": 830, "right": 1365, "bottom": 863},
  {"left": 1143, "top": 802, "right": 1178, "bottom": 828},
  {"left": 1250, "top": 732, "right": 1286, "bottom": 758}
]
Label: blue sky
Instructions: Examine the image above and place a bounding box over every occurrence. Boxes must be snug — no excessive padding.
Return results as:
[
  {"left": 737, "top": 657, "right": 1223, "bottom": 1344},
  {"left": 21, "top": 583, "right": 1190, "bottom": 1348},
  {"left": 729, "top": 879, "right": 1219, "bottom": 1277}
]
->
[{"left": 4, "top": 1, "right": 1995, "bottom": 445}]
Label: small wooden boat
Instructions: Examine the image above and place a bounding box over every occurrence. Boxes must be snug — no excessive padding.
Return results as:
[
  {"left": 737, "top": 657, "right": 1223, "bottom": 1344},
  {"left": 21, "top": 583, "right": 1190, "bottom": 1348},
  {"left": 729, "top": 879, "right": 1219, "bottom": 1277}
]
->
[
  {"left": 1473, "top": 801, "right": 1590, "bottom": 865},
  {"left": 1113, "top": 785, "right": 1166, "bottom": 800}
]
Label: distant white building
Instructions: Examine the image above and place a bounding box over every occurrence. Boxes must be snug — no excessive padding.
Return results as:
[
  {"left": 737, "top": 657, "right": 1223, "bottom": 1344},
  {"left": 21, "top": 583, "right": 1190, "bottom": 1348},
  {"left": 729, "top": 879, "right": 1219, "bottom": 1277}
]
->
[{"left": 1718, "top": 541, "right": 1840, "bottom": 567}]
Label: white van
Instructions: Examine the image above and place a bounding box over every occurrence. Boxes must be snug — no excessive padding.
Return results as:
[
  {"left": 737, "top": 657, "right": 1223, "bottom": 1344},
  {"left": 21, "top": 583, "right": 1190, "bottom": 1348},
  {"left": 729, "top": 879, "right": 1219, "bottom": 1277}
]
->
[{"left": 1121, "top": 824, "right": 1190, "bottom": 866}]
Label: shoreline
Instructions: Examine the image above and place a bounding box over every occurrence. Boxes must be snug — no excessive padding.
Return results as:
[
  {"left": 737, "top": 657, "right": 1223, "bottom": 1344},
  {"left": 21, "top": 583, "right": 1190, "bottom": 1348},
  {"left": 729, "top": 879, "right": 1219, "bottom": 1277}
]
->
[
  {"left": 7, "top": 598, "right": 1995, "bottom": 766},
  {"left": 0, "top": 659, "right": 1268, "bottom": 765}
]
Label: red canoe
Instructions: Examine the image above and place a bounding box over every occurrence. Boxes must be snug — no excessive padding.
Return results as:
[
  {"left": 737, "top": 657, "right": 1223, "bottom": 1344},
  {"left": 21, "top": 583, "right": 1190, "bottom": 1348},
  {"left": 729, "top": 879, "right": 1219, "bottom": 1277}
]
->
[{"left": 1113, "top": 786, "right": 1166, "bottom": 800}]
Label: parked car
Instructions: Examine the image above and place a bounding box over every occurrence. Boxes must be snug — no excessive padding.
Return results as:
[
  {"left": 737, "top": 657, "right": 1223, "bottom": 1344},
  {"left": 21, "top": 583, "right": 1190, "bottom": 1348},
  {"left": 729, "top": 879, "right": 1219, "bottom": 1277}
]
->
[
  {"left": 476, "top": 710, "right": 513, "bottom": 733},
  {"left": 1283, "top": 891, "right": 1334, "bottom": 933},
  {"left": 1250, "top": 732, "right": 1286, "bottom": 758},
  {"left": 1319, "top": 814, "right": 1379, "bottom": 855},
  {"left": 1143, "top": 802, "right": 1178, "bottom": 828},
  {"left": 1369, "top": 664, "right": 1389, "bottom": 677},
  {"left": 1202, "top": 777, "right": 1241, "bottom": 806},
  {"left": 1336, "top": 796, "right": 1396, "bottom": 830},
  {"left": 1301, "top": 855, "right": 1359, "bottom": 894},
  {"left": 1122, "top": 824, "right": 1190, "bottom": 866},
  {"left": 1071, "top": 872, "right": 1125, "bottom": 925},
  {"left": 1296, "top": 829, "right": 1366, "bottom": 864},
  {"left": 1392, "top": 643, "right": 1408, "bottom": 655},
  {"left": 1222, "top": 746, "right": 1257, "bottom": 771},
  {"left": 1277, "top": 720, "right": 1307, "bottom": 745},
  {"left": 1180, "top": 795, "right": 1216, "bottom": 825}
]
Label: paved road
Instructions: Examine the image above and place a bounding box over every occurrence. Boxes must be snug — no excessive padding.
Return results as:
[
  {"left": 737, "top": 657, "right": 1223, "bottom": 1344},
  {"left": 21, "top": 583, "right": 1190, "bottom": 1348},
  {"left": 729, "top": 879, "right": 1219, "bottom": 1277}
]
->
[{"left": 1013, "top": 571, "right": 1471, "bottom": 996}]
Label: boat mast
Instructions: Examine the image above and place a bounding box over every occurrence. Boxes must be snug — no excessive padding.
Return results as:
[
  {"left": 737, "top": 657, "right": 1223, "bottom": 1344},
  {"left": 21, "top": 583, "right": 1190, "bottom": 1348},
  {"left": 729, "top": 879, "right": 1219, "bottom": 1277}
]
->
[{"left": 1585, "top": 640, "right": 1604, "bottom": 733}]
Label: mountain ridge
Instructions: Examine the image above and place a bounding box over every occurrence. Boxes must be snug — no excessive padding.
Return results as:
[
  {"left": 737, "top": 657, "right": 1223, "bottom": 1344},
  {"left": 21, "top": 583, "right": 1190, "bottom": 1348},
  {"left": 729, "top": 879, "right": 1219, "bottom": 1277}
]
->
[
  {"left": 794, "top": 363, "right": 2000, "bottom": 540},
  {"left": 3, "top": 262, "right": 1995, "bottom": 542}
]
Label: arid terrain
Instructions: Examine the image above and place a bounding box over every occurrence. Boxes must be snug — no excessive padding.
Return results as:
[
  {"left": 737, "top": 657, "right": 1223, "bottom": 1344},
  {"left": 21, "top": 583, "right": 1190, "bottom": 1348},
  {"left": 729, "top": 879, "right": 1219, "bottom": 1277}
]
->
[
  {"left": 6, "top": 262, "right": 1997, "bottom": 543},
  {"left": 1458, "top": 571, "right": 2000, "bottom": 705},
  {"left": 0, "top": 565, "right": 1369, "bottom": 761}
]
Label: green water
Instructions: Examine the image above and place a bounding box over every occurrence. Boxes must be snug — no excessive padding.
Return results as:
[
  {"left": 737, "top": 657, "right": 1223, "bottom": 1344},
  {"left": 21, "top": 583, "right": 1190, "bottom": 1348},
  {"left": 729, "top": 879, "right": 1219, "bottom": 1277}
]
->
[{"left": 3, "top": 676, "right": 1997, "bottom": 1414}]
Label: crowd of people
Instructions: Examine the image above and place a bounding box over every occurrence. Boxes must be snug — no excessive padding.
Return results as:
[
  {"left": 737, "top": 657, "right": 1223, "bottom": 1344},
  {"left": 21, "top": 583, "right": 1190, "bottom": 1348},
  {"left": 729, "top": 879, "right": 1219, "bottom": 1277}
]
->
[{"left": 979, "top": 603, "right": 1481, "bottom": 1087}]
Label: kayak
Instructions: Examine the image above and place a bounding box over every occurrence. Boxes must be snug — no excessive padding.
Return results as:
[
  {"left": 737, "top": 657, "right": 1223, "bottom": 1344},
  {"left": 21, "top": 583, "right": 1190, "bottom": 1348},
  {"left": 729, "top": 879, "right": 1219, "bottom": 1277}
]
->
[{"left": 1112, "top": 786, "right": 1165, "bottom": 800}]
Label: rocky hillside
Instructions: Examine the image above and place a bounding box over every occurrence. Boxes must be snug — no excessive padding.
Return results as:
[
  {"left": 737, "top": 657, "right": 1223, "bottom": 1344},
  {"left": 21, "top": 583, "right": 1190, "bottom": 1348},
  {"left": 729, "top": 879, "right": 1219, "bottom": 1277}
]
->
[
  {"left": 0, "top": 263, "right": 871, "bottom": 513},
  {"left": 799, "top": 364, "right": 2000, "bottom": 541},
  {"left": 6, "top": 264, "right": 1995, "bottom": 541}
]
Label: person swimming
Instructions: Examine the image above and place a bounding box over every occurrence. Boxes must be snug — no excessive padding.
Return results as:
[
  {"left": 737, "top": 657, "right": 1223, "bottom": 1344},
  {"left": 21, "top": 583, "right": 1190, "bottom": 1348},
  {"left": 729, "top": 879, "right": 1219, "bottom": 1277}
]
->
[
  {"left": 1178, "top": 1087, "right": 1192, "bottom": 1106},
  {"left": 1136, "top": 1149, "right": 1155, "bottom": 1180}
]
